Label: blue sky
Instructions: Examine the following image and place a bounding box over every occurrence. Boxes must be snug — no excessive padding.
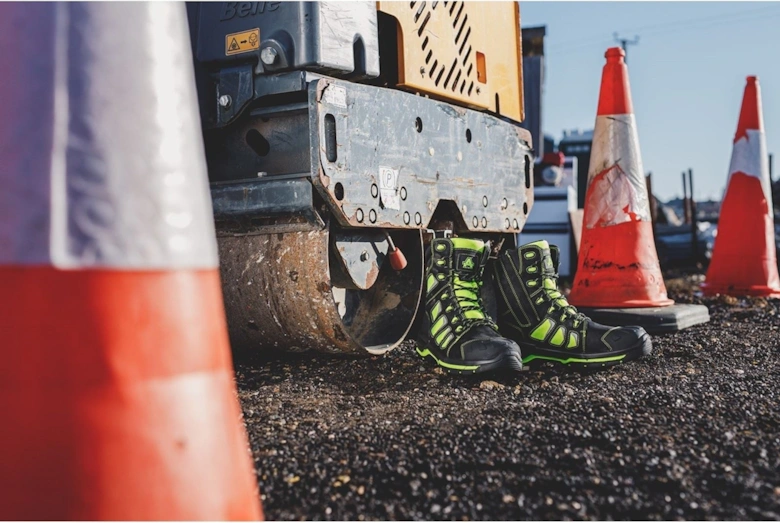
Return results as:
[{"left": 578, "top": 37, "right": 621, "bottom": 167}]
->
[{"left": 520, "top": 1, "right": 780, "bottom": 201}]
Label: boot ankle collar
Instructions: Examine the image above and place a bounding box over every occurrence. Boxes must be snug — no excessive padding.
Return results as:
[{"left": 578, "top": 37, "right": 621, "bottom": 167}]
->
[
  {"left": 518, "top": 243, "right": 557, "bottom": 278},
  {"left": 430, "top": 238, "right": 489, "bottom": 281}
]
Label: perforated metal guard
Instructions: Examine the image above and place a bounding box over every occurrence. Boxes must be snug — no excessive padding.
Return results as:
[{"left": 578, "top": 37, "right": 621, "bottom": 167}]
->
[{"left": 378, "top": 1, "right": 524, "bottom": 123}]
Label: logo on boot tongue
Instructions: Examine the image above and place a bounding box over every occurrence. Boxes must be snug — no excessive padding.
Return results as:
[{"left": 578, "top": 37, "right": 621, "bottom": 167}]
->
[{"left": 462, "top": 257, "right": 475, "bottom": 270}]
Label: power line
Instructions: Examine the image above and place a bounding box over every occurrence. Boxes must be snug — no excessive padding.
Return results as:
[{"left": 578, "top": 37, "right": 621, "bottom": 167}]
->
[
  {"left": 551, "top": 10, "right": 780, "bottom": 58},
  {"left": 619, "top": 4, "right": 779, "bottom": 39},
  {"left": 545, "top": 4, "right": 780, "bottom": 56},
  {"left": 547, "top": 4, "right": 780, "bottom": 52},
  {"left": 633, "top": 7, "right": 780, "bottom": 39}
]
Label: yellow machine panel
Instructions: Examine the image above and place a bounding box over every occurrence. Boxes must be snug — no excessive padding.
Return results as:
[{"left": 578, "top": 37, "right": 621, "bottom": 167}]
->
[{"left": 378, "top": 1, "right": 524, "bottom": 123}]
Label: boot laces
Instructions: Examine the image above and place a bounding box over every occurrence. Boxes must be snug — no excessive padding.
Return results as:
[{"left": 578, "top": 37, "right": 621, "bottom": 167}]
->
[
  {"left": 542, "top": 274, "right": 587, "bottom": 325},
  {"left": 452, "top": 277, "right": 495, "bottom": 327}
]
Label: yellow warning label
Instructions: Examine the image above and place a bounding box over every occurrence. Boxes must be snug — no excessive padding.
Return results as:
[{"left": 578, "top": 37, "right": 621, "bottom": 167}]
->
[{"left": 225, "top": 28, "right": 260, "bottom": 56}]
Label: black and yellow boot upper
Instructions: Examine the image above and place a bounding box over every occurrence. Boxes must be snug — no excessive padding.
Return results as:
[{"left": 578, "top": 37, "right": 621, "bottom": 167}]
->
[
  {"left": 416, "top": 237, "right": 523, "bottom": 374},
  {"left": 493, "top": 240, "right": 652, "bottom": 369}
]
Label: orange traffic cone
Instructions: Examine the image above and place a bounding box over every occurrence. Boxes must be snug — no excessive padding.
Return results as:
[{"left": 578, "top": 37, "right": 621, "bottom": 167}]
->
[
  {"left": 702, "top": 76, "right": 780, "bottom": 298},
  {"left": 0, "top": 3, "right": 262, "bottom": 520},
  {"left": 569, "top": 48, "right": 673, "bottom": 308}
]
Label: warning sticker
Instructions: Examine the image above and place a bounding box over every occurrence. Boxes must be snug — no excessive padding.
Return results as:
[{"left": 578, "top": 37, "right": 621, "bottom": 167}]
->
[
  {"left": 379, "top": 166, "right": 401, "bottom": 210},
  {"left": 225, "top": 28, "right": 260, "bottom": 56},
  {"left": 323, "top": 85, "right": 347, "bottom": 108}
]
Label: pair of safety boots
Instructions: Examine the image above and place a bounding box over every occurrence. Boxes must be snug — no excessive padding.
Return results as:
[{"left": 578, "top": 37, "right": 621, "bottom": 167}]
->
[{"left": 416, "top": 237, "right": 653, "bottom": 374}]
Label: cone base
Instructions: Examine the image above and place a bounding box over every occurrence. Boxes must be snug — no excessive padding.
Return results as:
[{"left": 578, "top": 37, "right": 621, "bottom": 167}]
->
[
  {"left": 0, "top": 267, "right": 262, "bottom": 521},
  {"left": 578, "top": 303, "right": 710, "bottom": 334},
  {"left": 572, "top": 297, "right": 675, "bottom": 309}
]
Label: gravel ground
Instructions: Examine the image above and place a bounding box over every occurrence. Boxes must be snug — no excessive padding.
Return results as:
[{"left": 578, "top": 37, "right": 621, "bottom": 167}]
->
[{"left": 235, "top": 274, "right": 780, "bottom": 520}]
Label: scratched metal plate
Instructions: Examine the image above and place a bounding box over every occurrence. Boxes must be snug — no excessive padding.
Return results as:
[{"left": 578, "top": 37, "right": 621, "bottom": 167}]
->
[
  {"left": 205, "top": 74, "right": 534, "bottom": 236},
  {"left": 310, "top": 77, "right": 535, "bottom": 234}
]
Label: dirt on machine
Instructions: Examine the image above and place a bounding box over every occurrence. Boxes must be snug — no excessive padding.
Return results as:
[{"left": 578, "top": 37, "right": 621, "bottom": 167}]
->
[{"left": 186, "top": 1, "right": 534, "bottom": 355}]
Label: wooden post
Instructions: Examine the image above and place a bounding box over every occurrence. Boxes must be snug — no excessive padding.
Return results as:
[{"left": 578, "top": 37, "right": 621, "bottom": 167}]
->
[{"left": 646, "top": 172, "right": 657, "bottom": 240}]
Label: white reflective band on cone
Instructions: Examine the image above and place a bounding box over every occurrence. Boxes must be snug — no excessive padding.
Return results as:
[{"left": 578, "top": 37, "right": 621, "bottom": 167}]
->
[
  {"left": 0, "top": 3, "right": 218, "bottom": 269},
  {"left": 584, "top": 114, "right": 651, "bottom": 229},
  {"left": 727, "top": 129, "right": 773, "bottom": 205}
]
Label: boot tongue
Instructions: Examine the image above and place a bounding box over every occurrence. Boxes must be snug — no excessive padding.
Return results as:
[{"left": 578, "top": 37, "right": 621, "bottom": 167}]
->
[
  {"left": 519, "top": 240, "right": 556, "bottom": 277},
  {"left": 450, "top": 237, "right": 486, "bottom": 280},
  {"left": 549, "top": 245, "right": 561, "bottom": 274}
]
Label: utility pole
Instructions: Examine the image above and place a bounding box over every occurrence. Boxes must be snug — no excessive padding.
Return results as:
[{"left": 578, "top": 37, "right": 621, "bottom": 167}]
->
[
  {"left": 771, "top": 153, "right": 777, "bottom": 227},
  {"left": 613, "top": 33, "right": 640, "bottom": 63},
  {"left": 682, "top": 171, "right": 690, "bottom": 224},
  {"left": 688, "top": 168, "right": 699, "bottom": 265}
]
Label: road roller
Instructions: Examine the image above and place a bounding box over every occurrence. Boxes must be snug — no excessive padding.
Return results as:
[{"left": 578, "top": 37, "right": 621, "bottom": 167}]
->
[{"left": 186, "top": 1, "right": 534, "bottom": 355}]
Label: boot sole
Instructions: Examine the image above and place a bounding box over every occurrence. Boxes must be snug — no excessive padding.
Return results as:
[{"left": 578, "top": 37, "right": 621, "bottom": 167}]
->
[
  {"left": 518, "top": 331, "right": 653, "bottom": 370},
  {"left": 416, "top": 345, "right": 524, "bottom": 375}
]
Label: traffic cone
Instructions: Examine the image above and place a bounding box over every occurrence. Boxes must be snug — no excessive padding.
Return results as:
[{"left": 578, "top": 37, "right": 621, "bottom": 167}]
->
[
  {"left": 702, "top": 76, "right": 780, "bottom": 298},
  {"left": 0, "top": 3, "right": 262, "bottom": 520},
  {"left": 569, "top": 48, "right": 674, "bottom": 308}
]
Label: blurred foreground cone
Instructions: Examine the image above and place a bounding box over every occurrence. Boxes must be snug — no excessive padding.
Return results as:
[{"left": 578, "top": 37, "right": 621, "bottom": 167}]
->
[
  {"left": 702, "top": 76, "right": 780, "bottom": 298},
  {"left": 0, "top": 3, "right": 262, "bottom": 520},
  {"left": 569, "top": 48, "right": 673, "bottom": 308}
]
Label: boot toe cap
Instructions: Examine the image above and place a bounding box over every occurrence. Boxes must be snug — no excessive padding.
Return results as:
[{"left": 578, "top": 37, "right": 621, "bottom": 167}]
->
[
  {"left": 597, "top": 325, "right": 652, "bottom": 356},
  {"left": 460, "top": 336, "right": 522, "bottom": 362}
]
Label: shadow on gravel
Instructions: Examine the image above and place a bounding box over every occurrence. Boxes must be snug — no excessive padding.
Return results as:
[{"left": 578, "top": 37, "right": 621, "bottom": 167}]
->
[{"left": 234, "top": 274, "right": 780, "bottom": 521}]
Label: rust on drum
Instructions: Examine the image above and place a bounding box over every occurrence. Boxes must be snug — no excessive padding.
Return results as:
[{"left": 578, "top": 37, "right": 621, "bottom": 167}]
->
[{"left": 218, "top": 229, "right": 423, "bottom": 355}]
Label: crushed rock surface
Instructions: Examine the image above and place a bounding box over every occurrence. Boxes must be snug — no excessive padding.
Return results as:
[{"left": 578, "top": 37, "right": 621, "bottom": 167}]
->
[{"left": 235, "top": 275, "right": 780, "bottom": 520}]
